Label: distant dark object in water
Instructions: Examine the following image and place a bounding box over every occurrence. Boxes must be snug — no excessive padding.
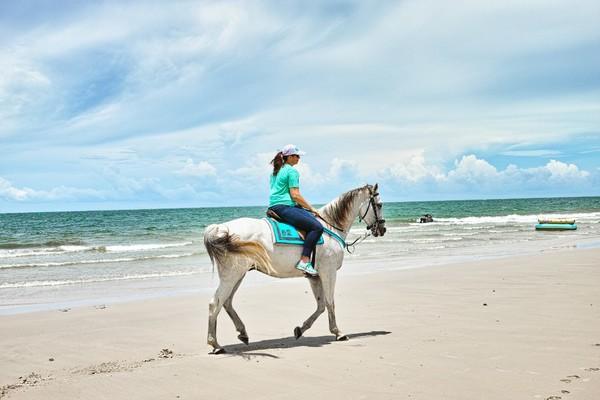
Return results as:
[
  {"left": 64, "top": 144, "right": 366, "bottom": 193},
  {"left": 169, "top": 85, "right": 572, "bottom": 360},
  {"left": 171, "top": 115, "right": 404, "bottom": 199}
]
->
[{"left": 419, "top": 214, "right": 433, "bottom": 223}]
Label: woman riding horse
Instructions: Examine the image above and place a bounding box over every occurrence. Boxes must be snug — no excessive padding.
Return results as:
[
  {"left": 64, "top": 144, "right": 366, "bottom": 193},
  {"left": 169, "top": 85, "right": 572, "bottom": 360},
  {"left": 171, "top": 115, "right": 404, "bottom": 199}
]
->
[{"left": 268, "top": 144, "right": 322, "bottom": 276}]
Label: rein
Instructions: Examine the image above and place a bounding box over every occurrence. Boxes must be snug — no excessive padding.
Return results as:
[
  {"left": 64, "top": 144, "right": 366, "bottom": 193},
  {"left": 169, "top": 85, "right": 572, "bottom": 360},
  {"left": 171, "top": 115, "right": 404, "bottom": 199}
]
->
[
  {"left": 299, "top": 186, "right": 384, "bottom": 254},
  {"left": 314, "top": 212, "right": 345, "bottom": 233},
  {"left": 313, "top": 211, "right": 367, "bottom": 254},
  {"left": 344, "top": 231, "right": 371, "bottom": 254}
]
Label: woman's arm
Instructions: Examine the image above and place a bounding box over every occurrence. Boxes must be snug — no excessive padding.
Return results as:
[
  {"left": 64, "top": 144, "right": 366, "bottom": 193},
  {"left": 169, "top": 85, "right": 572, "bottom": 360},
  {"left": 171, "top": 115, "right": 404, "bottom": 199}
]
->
[{"left": 289, "top": 188, "right": 318, "bottom": 214}]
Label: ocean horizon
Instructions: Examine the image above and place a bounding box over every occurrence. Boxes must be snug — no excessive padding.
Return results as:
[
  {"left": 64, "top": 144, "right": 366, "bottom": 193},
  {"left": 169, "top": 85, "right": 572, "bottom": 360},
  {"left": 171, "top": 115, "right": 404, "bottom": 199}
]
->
[{"left": 3, "top": 194, "right": 600, "bottom": 215}]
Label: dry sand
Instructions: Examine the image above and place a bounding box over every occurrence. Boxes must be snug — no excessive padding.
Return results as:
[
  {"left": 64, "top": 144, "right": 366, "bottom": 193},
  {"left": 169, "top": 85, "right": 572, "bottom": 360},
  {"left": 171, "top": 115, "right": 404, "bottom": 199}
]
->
[{"left": 1, "top": 248, "right": 599, "bottom": 400}]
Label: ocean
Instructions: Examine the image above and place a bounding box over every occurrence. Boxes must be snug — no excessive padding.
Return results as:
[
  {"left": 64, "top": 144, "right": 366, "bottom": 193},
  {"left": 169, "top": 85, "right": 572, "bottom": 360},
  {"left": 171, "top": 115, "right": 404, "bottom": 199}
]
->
[{"left": 1, "top": 197, "right": 599, "bottom": 314}]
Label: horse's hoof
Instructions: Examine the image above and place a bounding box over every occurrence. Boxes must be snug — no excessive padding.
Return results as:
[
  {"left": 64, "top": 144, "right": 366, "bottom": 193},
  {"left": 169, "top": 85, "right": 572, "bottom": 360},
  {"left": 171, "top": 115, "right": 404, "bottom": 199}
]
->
[
  {"left": 209, "top": 347, "right": 226, "bottom": 355},
  {"left": 336, "top": 335, "right": 349, "bottom": 341},
  {"left": 238, "top": 334, "right": 249, "bottom": 345},
  {"left": 294, "top": 326, "right": 303, "bottom": 340}
]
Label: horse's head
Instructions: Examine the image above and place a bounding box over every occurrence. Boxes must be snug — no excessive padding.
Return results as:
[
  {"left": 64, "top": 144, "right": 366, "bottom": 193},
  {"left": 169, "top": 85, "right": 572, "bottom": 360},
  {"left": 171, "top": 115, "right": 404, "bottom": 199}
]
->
[{"left": 358, "top": 183, "right": 387, "bottom": 237}]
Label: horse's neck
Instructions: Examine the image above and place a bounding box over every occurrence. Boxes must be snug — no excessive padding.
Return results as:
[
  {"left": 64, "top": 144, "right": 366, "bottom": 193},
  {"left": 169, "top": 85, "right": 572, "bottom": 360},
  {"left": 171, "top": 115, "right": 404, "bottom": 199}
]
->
[{"left": 319, "top": 188, "right": 369, "bottom": 238}]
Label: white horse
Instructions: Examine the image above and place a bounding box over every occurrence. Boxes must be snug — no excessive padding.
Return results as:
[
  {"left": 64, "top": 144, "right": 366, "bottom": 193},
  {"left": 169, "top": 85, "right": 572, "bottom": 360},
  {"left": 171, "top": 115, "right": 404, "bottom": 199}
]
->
[{"left": 203, "top": 183, "right": 386, "bottom": 354}]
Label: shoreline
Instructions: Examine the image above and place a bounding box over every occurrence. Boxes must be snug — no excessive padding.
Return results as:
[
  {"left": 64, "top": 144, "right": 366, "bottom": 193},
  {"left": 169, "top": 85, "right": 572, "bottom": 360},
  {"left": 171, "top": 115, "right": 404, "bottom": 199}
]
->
[
  {"left": 1, "top": 247, "right": 599, "bottom": 399},
  {"left": 3, "top": 235, "right": 600, "bottom": 316}
]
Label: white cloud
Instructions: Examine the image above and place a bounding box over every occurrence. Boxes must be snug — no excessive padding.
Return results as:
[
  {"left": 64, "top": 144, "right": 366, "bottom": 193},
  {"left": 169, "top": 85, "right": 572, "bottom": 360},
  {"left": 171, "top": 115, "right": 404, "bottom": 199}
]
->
[
  {"left": 0, "top": 177, "right": 36, "bottom": 201},
  {"left": 448, "top": 155, "right": 500, "bottom": 184},
  {"left": 328, "top": 158, "right": 359, "bottom": 179},
  {"left": 227, "top": 152, "right": 272, "bottom": 180},
  {"left": 533, "top": 159, "right": 590, "bottom": 182},
  {"left": 0, "top": 176, "right": 103, "bottom": 202},
  {"left": 383, "top": 154, "right": 595, "bottom": 197},
  {"left": 177, "top": 159, "right": 217, "bottom": 177},
  {"left": 387, "top": 151, "right": 445, "bottom": 183}
]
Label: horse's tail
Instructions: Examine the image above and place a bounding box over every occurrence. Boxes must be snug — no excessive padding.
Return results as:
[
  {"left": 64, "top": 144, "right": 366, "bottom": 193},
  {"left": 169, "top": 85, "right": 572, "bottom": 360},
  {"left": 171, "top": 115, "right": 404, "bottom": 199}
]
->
[{"left": 203, "top": 224, "right": 274, "bottom": 275}]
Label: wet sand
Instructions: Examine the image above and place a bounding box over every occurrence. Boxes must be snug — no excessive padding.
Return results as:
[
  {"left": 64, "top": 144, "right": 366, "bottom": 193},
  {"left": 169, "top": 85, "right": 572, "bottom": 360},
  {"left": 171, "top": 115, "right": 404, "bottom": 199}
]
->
[{"left": 1, "top": 248, "right": 599, "bottom": 399}]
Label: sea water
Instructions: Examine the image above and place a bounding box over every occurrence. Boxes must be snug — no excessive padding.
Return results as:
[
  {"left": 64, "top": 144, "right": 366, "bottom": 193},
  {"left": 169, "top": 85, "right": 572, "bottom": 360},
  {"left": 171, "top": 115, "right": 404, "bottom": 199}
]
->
[{"left": 1, "top": 197, "right": 599, "bottom": 314}]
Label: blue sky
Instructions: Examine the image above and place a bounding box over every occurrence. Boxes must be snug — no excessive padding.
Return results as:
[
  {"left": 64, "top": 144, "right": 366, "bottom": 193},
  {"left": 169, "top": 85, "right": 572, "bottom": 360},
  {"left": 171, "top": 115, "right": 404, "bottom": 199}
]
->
[{"left": 1, "top": 0, "right": 599, "bottom": 212}]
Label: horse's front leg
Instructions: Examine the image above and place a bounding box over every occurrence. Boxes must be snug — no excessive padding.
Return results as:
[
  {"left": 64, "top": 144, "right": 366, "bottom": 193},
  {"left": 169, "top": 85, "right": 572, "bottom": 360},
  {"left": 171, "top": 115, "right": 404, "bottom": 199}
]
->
[
  {"left": 294, "top": 276, "right": 325, "bottom": 339},
  {"left": 320, "top": 271, "right": 349, "bottom": 341}
]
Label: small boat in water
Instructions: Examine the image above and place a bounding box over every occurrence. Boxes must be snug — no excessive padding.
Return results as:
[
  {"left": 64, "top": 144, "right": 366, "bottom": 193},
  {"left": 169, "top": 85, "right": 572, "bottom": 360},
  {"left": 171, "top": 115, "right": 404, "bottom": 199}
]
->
[
  {"left": 535, "top": 223, "right": 577, "bottom": 231},
  {"left": 418, "top": 214, "right": 434, "bottom": 223},
  {"left": 537, "top": 218, "right": 576, "bottom": 225},
  {"left": 535, "top": 217, "right": 577, "bottom": 231}
]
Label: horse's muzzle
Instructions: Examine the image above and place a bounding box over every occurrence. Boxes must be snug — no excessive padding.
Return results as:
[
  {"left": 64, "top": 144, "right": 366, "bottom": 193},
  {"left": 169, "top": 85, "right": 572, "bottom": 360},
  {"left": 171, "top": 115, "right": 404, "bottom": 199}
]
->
[{"left": 371, "top": 219, "right": 386, "bottom": 237}]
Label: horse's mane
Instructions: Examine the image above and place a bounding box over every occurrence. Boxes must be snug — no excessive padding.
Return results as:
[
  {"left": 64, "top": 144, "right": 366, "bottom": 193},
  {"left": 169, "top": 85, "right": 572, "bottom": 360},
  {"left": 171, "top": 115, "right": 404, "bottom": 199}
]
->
[{"left": 321, "top": 185, "right": 369, "bottom": 228}]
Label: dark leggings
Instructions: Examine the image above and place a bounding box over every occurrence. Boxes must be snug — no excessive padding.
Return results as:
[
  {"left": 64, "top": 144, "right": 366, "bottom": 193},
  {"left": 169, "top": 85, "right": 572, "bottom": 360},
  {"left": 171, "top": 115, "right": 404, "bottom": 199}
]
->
[{"left": 269, "top": 205, "right": 324, "bottom": 258}]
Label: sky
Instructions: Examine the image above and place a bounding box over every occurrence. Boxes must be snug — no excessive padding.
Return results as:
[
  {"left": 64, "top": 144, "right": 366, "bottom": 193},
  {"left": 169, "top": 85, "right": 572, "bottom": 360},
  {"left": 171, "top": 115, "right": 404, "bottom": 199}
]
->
[{"left": 1, "top": 0, "right": 599, "bottom": 212}]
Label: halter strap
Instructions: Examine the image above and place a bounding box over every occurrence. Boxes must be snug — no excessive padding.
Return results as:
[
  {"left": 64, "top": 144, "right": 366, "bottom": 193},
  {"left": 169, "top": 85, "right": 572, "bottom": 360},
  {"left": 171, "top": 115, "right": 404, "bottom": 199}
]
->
[{"left": 359, "top": 186, "right": 383, "bottom": 230}]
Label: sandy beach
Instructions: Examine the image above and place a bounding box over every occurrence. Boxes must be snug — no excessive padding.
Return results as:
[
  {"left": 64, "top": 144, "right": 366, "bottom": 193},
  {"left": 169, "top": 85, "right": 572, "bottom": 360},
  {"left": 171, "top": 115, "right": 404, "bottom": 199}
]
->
[{"left": 1, "top": 248, "right": 599, "bottom": 400}]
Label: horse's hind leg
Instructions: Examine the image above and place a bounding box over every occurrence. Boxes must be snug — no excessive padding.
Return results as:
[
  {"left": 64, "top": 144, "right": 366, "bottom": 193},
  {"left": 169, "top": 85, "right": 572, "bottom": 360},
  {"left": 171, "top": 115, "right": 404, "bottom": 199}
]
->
[
  {"left": 207, "top": 268, "right": 243, "bottom": 354},
  {"left": 294, "top": 277, "right": 325, "bottom": 339},
  {"left": 223, "top": 274, "right": 249, "bottom": 345}
]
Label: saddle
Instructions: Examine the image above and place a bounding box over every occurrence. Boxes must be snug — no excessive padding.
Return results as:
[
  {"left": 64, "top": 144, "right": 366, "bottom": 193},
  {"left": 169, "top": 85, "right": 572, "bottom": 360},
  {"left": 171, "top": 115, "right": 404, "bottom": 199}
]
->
[
  {"left": 264, "top": 210, "right": 347, "bottom": 250},
  {"left": 265, "top": 209, "right": 324, "bottom": 246},
  {"left": 267, "top": 209, "right": 306, "bottom": 240},
  {"left": 266, "top": 209, "right": 309, "bottom": 239}
]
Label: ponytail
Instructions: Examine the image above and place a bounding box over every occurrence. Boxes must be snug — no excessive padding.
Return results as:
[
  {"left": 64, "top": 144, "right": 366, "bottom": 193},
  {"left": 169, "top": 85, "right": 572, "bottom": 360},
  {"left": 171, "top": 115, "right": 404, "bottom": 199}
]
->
[{"left": 271, "top": 152, "right": 285, "bottom": 176}]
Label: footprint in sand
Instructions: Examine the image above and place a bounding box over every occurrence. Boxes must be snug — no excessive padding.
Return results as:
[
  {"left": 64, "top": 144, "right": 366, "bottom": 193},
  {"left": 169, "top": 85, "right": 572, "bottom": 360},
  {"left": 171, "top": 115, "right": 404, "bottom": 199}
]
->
[
  {"left": 560, "top": 374, "right": 581, "bottom": 384},
  {"left": 1, "top": 372, "right": 51, "bottom": 398},
  {"left": 158, "top": 348, "right": 174, "bottom": 359}
]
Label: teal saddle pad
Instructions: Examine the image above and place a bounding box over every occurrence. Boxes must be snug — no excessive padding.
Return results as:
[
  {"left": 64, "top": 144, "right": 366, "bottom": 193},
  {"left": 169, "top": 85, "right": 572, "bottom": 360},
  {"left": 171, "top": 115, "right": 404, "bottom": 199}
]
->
[
  {"left": 264, "top": 218, "right": 345, "bottom": 248},
  {"left": 265, "top": 218, "right": 324, "bottom": 245}
]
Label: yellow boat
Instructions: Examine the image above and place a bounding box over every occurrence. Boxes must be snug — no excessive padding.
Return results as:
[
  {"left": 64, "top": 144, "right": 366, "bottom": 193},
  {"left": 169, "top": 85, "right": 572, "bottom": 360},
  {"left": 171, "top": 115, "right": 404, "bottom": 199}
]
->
[{"left": 537, "top": 218, "right": 575, "bottom": 225}]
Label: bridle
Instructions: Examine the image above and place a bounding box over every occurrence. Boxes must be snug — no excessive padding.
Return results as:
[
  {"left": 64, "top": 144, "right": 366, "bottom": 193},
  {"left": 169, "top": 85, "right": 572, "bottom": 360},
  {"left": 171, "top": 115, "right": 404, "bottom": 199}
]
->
[
  {"left": 342, "top": 186, "right": 386, "bottom": 253},
  {"left": 358, "top": 186, "right": 386, "bottom": 233}
]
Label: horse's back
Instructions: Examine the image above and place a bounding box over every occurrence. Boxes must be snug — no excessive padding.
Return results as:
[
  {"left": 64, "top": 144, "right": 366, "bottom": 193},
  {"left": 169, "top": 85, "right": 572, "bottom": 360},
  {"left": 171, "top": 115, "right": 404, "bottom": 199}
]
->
[{"left": 210, "top": 217, "right": 271, "bottom": 250}]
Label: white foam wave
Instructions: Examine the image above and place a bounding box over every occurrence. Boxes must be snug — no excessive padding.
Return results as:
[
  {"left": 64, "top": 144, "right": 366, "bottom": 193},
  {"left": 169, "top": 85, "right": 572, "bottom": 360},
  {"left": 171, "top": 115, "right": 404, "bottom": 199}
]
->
[
  {"left": 0, "top": 253, "right": 195, "bottom": 269},
  {"left": 0, "top": 246, "right": 89, "bottom": 259},
  {"left": 411, "top": 237, "right": 463, "bottom": 243},
  {"left": 104, "top": 242, "right": 193, "bottom": 252},
  {"left": 0, "top": 271, "right": 198, "bottom": 289},
  {"left": 0, "top": 242, "right": 194, "bottom": 259},
  {"left": 349, "top": 228, "right": 371, "bottom": 235},
  {"left": 434, "top": 212, "right": 600, "bottom": 225}
]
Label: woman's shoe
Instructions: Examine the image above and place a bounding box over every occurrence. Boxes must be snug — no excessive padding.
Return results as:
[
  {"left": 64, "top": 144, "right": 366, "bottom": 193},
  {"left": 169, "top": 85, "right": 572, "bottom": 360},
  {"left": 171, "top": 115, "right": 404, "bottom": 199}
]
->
[
  {"left": 303, "top": 263, "right": 318, "bottom": 276},
  {"left": 295, "top": 260, "right": 309, "bottom": 272},
  {"left": 296, "top": 261, "right": 318, "bottom": 276}
]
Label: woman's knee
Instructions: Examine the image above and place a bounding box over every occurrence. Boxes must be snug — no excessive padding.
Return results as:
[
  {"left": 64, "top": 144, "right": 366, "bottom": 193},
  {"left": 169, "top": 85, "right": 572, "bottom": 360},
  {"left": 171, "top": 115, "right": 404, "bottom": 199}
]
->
[{"left": 311, "top": 224, "right": 324, "bottom": 235}]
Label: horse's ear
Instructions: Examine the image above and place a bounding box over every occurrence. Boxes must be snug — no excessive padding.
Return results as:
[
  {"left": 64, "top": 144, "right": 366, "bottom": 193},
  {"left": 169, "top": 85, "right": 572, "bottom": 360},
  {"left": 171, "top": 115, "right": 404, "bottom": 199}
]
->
[{"left": 373, "top": 183, "right": 378, "bottom": 192}]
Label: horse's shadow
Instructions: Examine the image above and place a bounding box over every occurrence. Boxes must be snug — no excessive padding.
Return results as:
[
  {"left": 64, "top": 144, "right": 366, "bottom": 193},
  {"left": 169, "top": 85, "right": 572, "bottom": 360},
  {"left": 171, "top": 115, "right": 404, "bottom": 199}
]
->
[{"left": 218, "top": 330, "right": 391, "bottom": 359}]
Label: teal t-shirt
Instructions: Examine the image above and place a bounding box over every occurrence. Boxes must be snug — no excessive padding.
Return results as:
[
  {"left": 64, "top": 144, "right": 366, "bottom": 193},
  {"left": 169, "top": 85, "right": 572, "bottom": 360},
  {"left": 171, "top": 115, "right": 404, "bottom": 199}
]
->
[{"left": 269, "top": 164, "right": 300, "bottom": 207}]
